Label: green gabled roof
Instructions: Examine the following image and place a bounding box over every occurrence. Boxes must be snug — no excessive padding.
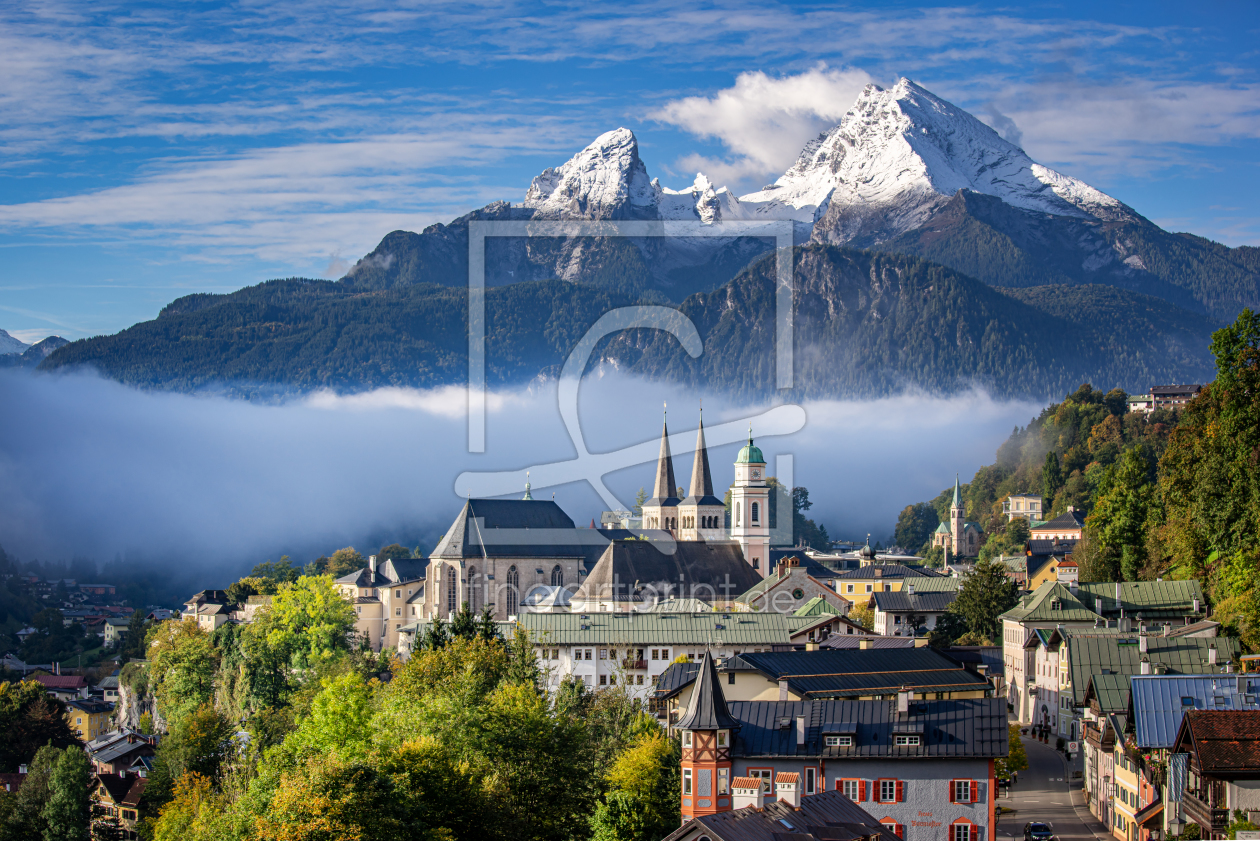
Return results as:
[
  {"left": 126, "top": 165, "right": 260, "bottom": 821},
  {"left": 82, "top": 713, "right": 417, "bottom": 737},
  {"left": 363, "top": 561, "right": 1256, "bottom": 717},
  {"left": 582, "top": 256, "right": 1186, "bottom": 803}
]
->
[
  {"left": 1076, "top": 580, "right": 1205, "bottom": 618},
  {"left": 999, "top": 581, "right": 1102, "bottom": 624},
  {"left": 641, "top": 598, "right": 714, "bottom": 613},
  {"left": 515, "top": 611, "right": 791, "bottom": 646},
  {"left": 794, "top": 597, "right": 843, "bottom": 617},
  {"left": 902, "top": 576, "right": 959, "bottom": 592},
  {"left": 1084, "top": 673, "right": 1132, "bottom": 714},
  {"left": 735, "top": 575, "right": 777, "bottom": 604},
  {"left": 1066, "top": 636, "right": 1242, "bottom": 705},
  {"left": 935, "top": 522, "right": 950, "bottom": 534}
]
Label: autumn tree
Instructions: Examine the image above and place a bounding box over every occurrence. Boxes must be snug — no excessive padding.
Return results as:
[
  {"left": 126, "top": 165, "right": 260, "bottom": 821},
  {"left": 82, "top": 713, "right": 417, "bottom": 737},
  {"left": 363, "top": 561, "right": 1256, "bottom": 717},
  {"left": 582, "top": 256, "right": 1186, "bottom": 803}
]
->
[{"left": 590, "top": 728, "right": 680, "bottom": 841}]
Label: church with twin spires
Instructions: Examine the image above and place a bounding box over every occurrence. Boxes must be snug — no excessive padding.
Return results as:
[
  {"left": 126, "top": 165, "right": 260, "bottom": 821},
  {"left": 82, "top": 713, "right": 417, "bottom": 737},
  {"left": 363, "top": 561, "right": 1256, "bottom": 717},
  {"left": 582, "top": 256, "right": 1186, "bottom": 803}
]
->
[{"left": 640, "top": 409, "right": 772, "bottom": 576}]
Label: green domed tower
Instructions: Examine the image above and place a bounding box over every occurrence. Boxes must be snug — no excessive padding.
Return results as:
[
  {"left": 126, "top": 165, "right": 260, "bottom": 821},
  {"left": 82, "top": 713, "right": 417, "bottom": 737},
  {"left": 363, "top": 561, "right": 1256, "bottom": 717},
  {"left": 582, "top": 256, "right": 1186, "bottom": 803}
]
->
[{"left": 730, "top": 426, "right": 769, "bottom": 577}]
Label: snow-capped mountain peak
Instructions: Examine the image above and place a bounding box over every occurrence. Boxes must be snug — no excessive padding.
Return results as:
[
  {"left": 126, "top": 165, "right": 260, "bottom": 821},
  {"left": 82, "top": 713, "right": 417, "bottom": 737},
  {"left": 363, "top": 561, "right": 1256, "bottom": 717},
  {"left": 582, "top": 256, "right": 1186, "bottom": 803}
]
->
[
  {"left": 0, "top": 328, "right": 31, "bottom": 355},
  {"left": 522, "top": 127, "right": 658, "bottom": 220},
  {"left": 739, "top": 77, "right": 1135, "bottom": 244}
]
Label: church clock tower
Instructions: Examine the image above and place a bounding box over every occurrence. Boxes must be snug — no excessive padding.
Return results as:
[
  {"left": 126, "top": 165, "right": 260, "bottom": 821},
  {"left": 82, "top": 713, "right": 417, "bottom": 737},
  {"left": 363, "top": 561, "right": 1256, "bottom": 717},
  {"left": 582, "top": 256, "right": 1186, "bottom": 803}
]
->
[{"left": 730, "top": 429, "right": 770, "bottom": 576}]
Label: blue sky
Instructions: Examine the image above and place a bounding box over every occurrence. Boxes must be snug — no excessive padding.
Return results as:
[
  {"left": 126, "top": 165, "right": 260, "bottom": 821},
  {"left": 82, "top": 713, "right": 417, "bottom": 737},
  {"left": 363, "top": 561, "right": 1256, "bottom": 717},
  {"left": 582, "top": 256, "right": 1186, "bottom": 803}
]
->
[{"left": 2, "top": 0, "right": 1259, "bottom": 343}]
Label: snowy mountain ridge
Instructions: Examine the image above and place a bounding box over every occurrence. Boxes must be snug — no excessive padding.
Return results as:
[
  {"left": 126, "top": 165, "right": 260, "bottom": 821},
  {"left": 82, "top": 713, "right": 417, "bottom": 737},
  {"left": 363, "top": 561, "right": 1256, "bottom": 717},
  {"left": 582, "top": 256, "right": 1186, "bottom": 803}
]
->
[
  {"left": 0, "top": 329, "right": 31, "bottom": 355},
  {"left": 519, "top": 78, "right": 1136, "bottom": 245}
]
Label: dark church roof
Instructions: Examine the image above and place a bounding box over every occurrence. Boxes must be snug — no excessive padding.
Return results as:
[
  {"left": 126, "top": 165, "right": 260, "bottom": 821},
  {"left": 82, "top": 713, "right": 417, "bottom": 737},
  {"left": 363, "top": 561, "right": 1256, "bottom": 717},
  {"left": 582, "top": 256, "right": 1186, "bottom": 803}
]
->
[
  {"left": 574, "top": 539, "right": 761, "bottom": 603},
  {"left": 429, "top": 499, "right": 612, "bottom": 566},
  {"left": 646, "top": 415, "right": 680, "bottom": 507},
  {"left": 676, "top": 650, "right": 741, "bottom": 731},
  {"left": 680, "top": 413, "right": 724, "bottom": 507}
]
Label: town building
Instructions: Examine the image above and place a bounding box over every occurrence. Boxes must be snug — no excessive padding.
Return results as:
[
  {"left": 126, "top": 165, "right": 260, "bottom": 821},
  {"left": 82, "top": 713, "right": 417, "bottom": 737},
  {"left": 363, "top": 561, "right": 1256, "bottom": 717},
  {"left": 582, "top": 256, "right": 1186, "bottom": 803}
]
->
[
  {"left": 871, "top": 586, "right": 957, "bottom": 637},
  {"left": 1170, "top": 710, "right": 1260, "bottom": 838},
  {"left": 1128, "top": 394, "right": 1154, "bottom": 414},
  {"left": 1002, "top": 494, "right": 1043, "bottom": 522},
  {"left": 87, "top": 731, "right": 157, "bottom": 775},
  {"left": 1151, "top": 384, "right": 1202, "bottom": 410},
  {"left": 66, "top": 697, "right": 113, "bottom": 742},
  {"left": 31, "top": 673, "right": 89, "bottom": 702},
  {"left": 932, "top": 477, "right": 984, "bottom": 558},
  {"left": 335, "top": 555, "right": 429, "bottom": 651},
  {"left": 571, "top": 538, "right": 762, "bottom": 613},
  {"left": 91, "top": 773, "right": 147, "bottom": 840},
  {"left": 182, "top": 589, "right": 232, "bottom": 632},
  {"left": 1029, "top": 509, "right": 1085, "bottom": 542},
  {"left": 672, "top": 650, "right": 1006, "bottom": 839},
  {"left": 1022, "top": 541, "right": 1079, "bottom": 591},
  {"left": 663, "top": 787, "right": 899, "bottom": 841},
  {"left": 103, "top": 617, "right": 130, "bottom": 647},
  {"left": 829, "top": 565, "right": 952, "bottom": 608},
  {"left": 734, "top": 556, "right": 851, "bottom": 615}
]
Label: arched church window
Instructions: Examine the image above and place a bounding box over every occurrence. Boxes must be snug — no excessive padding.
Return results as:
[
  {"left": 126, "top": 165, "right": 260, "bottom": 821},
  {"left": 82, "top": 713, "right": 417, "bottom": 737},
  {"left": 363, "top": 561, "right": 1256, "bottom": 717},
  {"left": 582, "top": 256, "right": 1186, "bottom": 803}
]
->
[
  {"left": 507, "top": 565, "right": 519, "bottom": 608},
  {"left": 551, "top": 565, "right": 563, "bottom": 587},
  {"left": 468, "top": 566, "right": 478, "bottom": 614},
  {"left": 446, "top": 565, "right": 457, "bottom": 615},
  {"left": 751, "top": 502, "right": 760, "bottom": 523}
]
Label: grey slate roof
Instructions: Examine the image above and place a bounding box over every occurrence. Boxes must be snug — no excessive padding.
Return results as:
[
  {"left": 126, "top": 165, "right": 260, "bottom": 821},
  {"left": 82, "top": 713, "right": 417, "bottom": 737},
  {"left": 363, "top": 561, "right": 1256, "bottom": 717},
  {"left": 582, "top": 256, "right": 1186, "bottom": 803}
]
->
[
  {"left": 1031, "top": 510, "right": 1085, "bottom": 531},
  {"left": 430, "top": 499, "right": 613, "bottom": 566},
  {"left": 728, "top": 697, "right": 1008, "bottom": 759},
  {"left": 676, "top": 651, "right": 741, "bottom": 731},
  {"left": 662, "top": 789, "right": 900, "bottom": 841},
  {"left": 1131, "top": 674, "right": 1260, "bottom": 749},
  {"left": 820, "top": 636, "right": 916, "bottom": 650},
  {"left": 736, "top": 648, "right": 990, "bottom": 699},
  {"left": 650, "top": 655, "right": 765, "bottom": 701},
  {"left": 871, "top": 590, "right": 958, "bottom": 613},
  {"left": 830, "top": 565, "right": 939, "bottom": 580},
  {"left": 574, "top": 539, "right": 761, "bottom": 604}
]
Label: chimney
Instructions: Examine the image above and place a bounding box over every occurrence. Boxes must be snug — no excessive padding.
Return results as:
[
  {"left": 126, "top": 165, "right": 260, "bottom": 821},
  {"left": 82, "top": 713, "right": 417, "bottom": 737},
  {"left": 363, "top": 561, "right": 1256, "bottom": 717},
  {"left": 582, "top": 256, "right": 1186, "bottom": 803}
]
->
[
  {"left": 732, "top": 777, "right": 765, "bottom": 810},
  {"left": 907, "top": 583, "right": 915, "bottom": 595},
  {"left": 1069, "top": 579, "right": 1078, "bottom": 593},
  {"left": 18, "top": 764, "right": 27, "bottom": 774},
  {"left": 777, "top": 773, "right": 802, "bottom": 808},
  {"left": 806, "top": 642, "right": 819, "bottom": 652},
  {"left": 1155, "top": 663, "right": 1167, "bottom": 675},
  {"left": 860, "top": 638, "right": 872, "bottom": 650},
  {"left": 1115, "top": 581, "right": 1122, "bottom": 602},
  {"left": 897, "top": 688, "right": 911, "bottom": 715},
  {"left": 1139, "top": 635, "right": 1148, "bottom": 653},
  {"left": 779, "top": 679, "right": 790, "bottom": 701},
  {"left": 1209, "top": 644, "right": 1218, "bottom": 666},
  {"left": 1193, "top": 598, "right": 1200, "bottom": 614},
  {"left": 369, "top": 554, "right": 378, "bottom": 580},
  {"left": 1096, "top": 598, "right": 1104, "bottom": 615},
  {"left": 796, "top": 716, "right": 806, "bottom": 747},
  {"left": 1140, "top": 658, "right": 1151, "bottom": 675},
  {"left": 1164, "top": 623, "right": 1172, "bottom": 638}
]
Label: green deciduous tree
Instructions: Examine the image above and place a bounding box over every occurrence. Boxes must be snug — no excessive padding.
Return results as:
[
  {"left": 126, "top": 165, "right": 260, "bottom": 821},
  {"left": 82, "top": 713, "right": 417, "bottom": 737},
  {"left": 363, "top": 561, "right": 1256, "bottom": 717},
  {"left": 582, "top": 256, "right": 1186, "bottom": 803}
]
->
[
  {"left": 895, "top": 503, "right": 939, "bottom": 554},
  {"left": 376, "top": 543, "right": 412, "bottom": 561},
  {"left": 248, "top": 575, "right": 357, "bottom": 670},
  {"left": 326, "top": 548, "right": 366, "bottom": 578},
  {"left": 996, "top": 723, "right": 1029, "bottom": 779},
  {"left": 147, "top": 620, "right": 218, "bottom": 726},
  {"left": 0, "top": 681, "right": 78, "bottom": 773}
]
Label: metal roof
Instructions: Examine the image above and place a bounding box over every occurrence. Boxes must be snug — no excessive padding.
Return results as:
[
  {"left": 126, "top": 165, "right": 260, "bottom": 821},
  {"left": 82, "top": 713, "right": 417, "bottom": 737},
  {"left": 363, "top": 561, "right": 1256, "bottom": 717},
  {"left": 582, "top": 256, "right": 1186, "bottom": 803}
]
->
[
  {"left": 1084, "top": 673, "right": 1132, "bottom": 714},
  {"left": 515, "top": 611, "right": 791, "bottom": 646},
  {"left": 999, "top": 581, "right": 1101, "bottom": 623},
  {"left": 895, "top": 576, "right": 958, "bottom": 592},
  {"left": 728, "top": 697, "right": 1008, "bottom": 759},
  {"left": 662, "top": 789, "right": 899, "bottom": 841},
  {"left": 640, "top": 598, "right": 713, "bottom": 613},
  {"left": 430, "top": 499, "right": 613, "bottom": 564},
  {"left": 575, "top": 539, "right": 761, "bottom": 604},
  {"left": 1076, "top": 581, "right": 1205, "bottom": 619},
  {"left": 737, "top": 648, "right": 990, "bottom": 700},
  {"left": 820, "top": 636, "right": 916, "bottom": 650},
  {"left": 830, "top": 565, "right": 940, "bottom": 580},
  {"left": 676, "top": 651, "right": 741, "bottom": 731},
  {"left": 1131, "top": 674, "right": 1260, "bottom": 749},
  {"left": 1067, "top": 637, "right": 1241, "bottom": 705},
  {"left": 794, "top": 597, "right": 843, "bottom": 616},
  {"left": 871, "top": 591, "right": 957, "bottom": 613}
]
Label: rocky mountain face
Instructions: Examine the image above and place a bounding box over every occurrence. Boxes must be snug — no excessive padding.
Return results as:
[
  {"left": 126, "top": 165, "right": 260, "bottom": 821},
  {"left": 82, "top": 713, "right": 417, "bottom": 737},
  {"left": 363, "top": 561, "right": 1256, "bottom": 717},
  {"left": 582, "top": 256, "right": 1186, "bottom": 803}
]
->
[{"left": 0, "top": 335, "right": 67, "bottom": 369}]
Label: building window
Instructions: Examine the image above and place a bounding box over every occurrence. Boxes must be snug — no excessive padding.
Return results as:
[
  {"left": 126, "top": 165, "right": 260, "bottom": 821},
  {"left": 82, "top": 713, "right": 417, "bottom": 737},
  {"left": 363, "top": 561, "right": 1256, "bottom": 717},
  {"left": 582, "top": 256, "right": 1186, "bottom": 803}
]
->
[
  {"left": 599, "top": 649, "right": 608, "bottom": 659},
  {"left": 660, "top": 648, "right": 669, "bottom": 660},
  {"left": 953, "top": 780, "right": 975, "bottom": 802},
  {"left": 395, "top": 608, "right": 401, "bottom": 616},
  {"left": 718, "top": 768, "right": 729, "bottom": 795},
  {"left": 468, "top": 566, "right": 478, "bottom": 614},
  {"left": 735, "top": 503, "right": 741, "bottom": 526},
  {"left": 841, "top": 779, "right": 863, "bottom": 801},
  {"left": 599, "top": 675, "right": 607, "bottom": 686},
  {"left": 717, "top": 730, "right": 728, "bottom": 747},
  {"left": 749, "top": 769, "right": 774, "bottom": 793},
  {"left": 683, "top": 731, "right": 693, "bottom": 748},
  {"left": 878, "top": 779, "right": 900, "bottom": 803},
  {"left": 751, "top": 502, "right": 760, "bottom": 523},
  {"left": 506, "top": 565, "right": 519, "bottom": 609},
  {"left": 953, "top": 824, "right": 974, "bottom": 841},
  {"left": 847, "top": 584, "right": 854, "bottom": 593},
  {"left": 825, "top": 735, "right": 853, "bottom": 747},
  {"left": 805, "top": 767, "right": 816, "bottom": 795},
  {"left": 683, "top": 769, "right": 692, "bottom": 795},
  {"left": 894, "top": 735, "right": 920, "bottom": 746},
  {"left": 446, "top": 565, "right": 457, "bottom": 614}
]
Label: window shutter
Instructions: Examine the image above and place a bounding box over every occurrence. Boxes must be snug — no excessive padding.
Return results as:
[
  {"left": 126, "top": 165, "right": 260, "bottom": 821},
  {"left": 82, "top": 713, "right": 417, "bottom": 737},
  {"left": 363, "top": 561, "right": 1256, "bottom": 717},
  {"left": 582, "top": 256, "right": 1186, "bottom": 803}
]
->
[
  {"left": 949, "top": 780, "right": 956, "bottom": 802},
  {"left": 970, "top": 824, "right": 978, "bottom": 841},
  {"left": 897, "top": 824, "right": 905, "bottom": 839},
  {"left": 896, "top": 780, "right": 904, "bottom": 802},
  {"left": 860, "top": 781, "right": 867, "bottom": 801},
  {"left": 971, "top": 781, "right": 978, "bottom": 803}
]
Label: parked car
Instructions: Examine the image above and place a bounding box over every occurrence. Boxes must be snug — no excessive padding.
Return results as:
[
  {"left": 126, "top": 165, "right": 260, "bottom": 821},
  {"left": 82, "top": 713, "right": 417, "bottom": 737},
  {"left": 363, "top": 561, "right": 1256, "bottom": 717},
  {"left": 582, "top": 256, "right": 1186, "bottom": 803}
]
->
[{"left": 1024, "top": 823, "right": 1053, "bottom": 841}]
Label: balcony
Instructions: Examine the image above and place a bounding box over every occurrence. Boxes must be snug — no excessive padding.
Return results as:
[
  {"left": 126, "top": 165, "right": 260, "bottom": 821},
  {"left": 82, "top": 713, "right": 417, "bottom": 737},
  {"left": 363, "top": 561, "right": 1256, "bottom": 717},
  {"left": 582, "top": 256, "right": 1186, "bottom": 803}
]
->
[
  {"left": 622, "top": 658, "right": 648, "bottom": 670},
  {"left": 1181, "top": 795, "right": 1229, "bottom": 830}
]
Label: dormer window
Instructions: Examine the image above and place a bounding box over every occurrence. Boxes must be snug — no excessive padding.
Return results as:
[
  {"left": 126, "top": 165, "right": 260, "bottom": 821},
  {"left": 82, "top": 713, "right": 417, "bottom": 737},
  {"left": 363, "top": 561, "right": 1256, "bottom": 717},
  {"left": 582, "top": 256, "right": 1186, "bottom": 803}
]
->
[
  {"left": 683, "top": 731, "right": 693, "bottom": 748},
  {"left": 825, "top": 735, "right": 853, "bottom": 747},
  {"left": 717, "top": 730, "right": 729, "bottom": 747},
  {"left": 895, "top": 735, "right": 921, "bottom": 746}
]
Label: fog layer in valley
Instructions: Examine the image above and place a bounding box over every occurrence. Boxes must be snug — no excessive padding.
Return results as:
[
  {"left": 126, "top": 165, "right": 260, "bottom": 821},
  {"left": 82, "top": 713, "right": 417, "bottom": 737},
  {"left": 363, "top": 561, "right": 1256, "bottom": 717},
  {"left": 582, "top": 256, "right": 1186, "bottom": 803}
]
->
[{"left": 0, "top": 368, "right": 1043, "bottom": 584}]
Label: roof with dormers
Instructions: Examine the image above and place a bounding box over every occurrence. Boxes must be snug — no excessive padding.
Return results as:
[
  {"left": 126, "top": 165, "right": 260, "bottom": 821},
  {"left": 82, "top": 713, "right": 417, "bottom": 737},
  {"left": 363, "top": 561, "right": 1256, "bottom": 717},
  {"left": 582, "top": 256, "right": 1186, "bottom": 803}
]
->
[{"left": 998, "top": 581, "right": 1101, "bottom": 624}]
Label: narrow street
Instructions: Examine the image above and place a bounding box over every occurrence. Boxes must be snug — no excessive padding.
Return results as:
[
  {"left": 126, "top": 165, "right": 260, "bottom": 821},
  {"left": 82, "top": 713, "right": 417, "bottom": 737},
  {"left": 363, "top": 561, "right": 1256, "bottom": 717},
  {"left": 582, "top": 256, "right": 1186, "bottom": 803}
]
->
[{"left": 997, "top": 734, "right": 1111, "bottom": 841}]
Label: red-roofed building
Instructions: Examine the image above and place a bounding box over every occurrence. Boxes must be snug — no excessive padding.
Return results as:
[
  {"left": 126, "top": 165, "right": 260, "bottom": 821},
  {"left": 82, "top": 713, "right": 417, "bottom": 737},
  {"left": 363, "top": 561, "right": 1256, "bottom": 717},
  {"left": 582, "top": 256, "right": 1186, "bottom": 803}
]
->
[
  {"left": 31, "top": 673, "right": 89, "bottom": 702},
  {"left": 1171, "top": 710, "right": 1260, "bottom": 836}
]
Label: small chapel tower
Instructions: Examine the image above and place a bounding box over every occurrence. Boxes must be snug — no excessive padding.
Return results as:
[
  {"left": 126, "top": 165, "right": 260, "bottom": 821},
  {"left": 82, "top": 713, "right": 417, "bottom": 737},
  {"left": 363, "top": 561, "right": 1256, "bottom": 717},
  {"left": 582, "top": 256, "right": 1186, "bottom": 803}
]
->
[
  {"left": 677, "top": 650, "right": 738, "bottom": 820},
  {"left": 950, "top": 474, "right": 965, "bottom": 557},
  {"left": 730, "top": 428, "right": 770, "bottom": 576},
  {"left": 641, "top": 407, "right": 680, "bottom": 532},
  {"left": 678, "top": 410, "right": 726, "bottom": 541}
]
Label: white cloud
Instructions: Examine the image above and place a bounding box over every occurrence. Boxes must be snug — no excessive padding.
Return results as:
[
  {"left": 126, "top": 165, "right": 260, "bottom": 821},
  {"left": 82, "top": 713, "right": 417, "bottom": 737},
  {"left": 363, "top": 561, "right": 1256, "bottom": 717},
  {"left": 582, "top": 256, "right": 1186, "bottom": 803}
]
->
[{"left": 651, "top": 66, "right": 874, "bottom": 186}]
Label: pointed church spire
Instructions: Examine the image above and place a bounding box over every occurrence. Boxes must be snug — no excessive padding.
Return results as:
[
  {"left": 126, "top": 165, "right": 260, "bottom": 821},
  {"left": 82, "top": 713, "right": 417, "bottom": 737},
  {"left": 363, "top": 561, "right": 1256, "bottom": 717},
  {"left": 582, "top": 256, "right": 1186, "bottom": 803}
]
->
[
  {"left": 675, "top": 649, "right": 740, "bottom": 731},
  {"left": 952, "top": 473, "right": 962, "bottom": 508},
  {"left": 523, "top": 471, "right": 533, "bottom": 500},
  {"left": 688, "top": 408, "right": 714, "bottom": 498},
  {"left": 652, "top": 403, "right": 677, "bottom": 501}
]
